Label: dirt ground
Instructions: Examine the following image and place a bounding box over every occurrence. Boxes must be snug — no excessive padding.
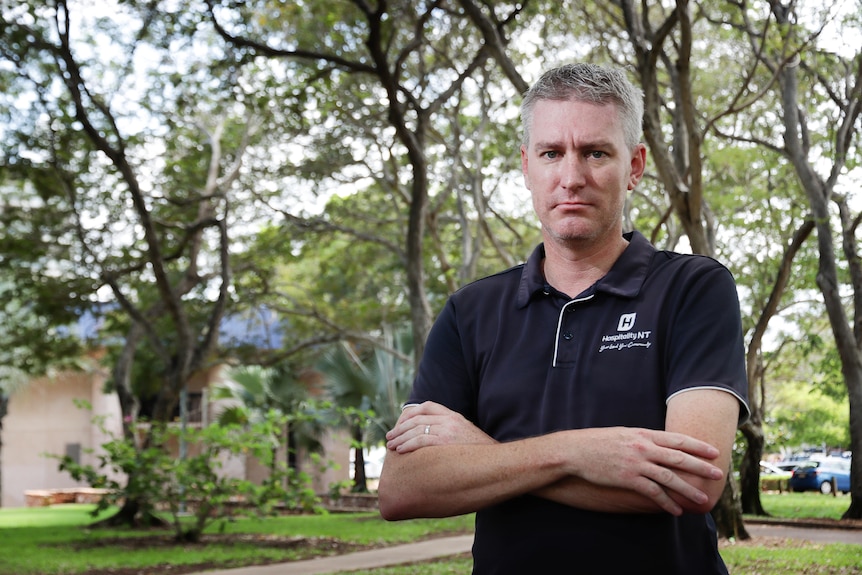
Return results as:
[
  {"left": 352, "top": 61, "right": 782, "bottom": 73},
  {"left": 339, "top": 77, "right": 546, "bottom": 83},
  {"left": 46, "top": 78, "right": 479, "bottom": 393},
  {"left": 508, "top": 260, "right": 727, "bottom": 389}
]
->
[
  {"left": 73, "top": 530, "right": 854, "bottom": 575},
  {"left": 77, "top": 533, "right": 377, "bottom": 575}
]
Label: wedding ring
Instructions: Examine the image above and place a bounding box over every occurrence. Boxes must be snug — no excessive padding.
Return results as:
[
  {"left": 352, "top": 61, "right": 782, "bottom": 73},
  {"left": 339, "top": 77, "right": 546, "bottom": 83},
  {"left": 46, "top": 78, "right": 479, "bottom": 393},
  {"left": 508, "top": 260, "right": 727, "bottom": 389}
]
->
[{"left": 424, "top": 424, "right": 431, "bottom": 435}]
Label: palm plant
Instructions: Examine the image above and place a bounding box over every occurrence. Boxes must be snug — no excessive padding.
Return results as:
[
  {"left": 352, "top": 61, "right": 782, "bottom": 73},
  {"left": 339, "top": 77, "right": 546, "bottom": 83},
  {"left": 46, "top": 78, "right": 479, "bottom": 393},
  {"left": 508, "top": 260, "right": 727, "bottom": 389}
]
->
[
  {"left": 213, "top": 363, "right": 326, "bottom": 476},
  {"left": 317, "top": 327, "right": 413, "bottom": 492}
]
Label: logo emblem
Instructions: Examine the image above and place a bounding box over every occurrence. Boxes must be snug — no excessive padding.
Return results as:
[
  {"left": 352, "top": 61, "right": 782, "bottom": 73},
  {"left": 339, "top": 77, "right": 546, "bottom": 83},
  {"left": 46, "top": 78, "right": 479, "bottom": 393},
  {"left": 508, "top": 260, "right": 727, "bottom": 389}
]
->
[{"left": 617, "top": 313, "right": 636, "bottom": 332}]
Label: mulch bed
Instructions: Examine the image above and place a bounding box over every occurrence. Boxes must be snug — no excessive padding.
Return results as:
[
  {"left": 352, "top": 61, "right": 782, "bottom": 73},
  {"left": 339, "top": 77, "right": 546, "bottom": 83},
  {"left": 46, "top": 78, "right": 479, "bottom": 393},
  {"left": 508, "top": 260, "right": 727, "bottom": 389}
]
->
[{"left": 73, "top": 533, "right": 381, "bottom": 575}]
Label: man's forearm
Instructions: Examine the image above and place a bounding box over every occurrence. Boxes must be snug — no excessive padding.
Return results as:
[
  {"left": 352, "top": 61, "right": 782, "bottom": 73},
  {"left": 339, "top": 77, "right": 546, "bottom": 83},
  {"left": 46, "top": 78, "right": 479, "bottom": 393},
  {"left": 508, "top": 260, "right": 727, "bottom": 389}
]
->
[
  {"left": 533, "top": 476, "right": 665, "bottom": 514},
  {"left": 378, "top": 438, "right": 569, "bottom": 521}
]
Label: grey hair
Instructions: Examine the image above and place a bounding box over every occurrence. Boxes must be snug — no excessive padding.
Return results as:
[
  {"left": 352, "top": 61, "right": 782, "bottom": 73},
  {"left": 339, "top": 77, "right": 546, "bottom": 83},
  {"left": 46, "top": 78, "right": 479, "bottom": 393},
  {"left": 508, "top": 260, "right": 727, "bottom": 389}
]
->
[{"left": 520, "top": 63, "right": 644, "bottom": 149}]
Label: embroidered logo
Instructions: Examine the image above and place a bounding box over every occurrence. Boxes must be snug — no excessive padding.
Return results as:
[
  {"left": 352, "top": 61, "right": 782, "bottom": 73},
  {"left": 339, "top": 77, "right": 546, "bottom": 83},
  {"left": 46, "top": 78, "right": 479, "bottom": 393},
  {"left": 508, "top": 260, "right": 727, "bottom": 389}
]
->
[
  {"left": 599, "top": 313, "right": 652, "bottom": 353},
  {"left": 617, "top": 313, "right": 637, "bottom": 331}
]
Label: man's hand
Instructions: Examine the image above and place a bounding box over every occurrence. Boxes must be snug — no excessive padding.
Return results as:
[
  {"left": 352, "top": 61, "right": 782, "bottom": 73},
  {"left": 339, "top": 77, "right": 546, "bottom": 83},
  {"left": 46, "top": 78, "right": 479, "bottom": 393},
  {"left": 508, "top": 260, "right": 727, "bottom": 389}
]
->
[
  {"left": 385, "top": 401, "right": 496, "bottom": 452},
  {"left": 549, "top": 426, "right": 724, "bottom": 515}
]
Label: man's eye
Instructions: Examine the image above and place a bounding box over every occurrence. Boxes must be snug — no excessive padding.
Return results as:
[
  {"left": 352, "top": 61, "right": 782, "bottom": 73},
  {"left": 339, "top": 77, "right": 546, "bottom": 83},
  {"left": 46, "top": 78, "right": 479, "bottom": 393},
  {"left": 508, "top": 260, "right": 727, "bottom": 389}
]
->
[
  {"left": 588, "top": 151, "right": 606, "bottom": 159},
  {"left": 543, "top": 151, "right": 560, "bottom": 159}
]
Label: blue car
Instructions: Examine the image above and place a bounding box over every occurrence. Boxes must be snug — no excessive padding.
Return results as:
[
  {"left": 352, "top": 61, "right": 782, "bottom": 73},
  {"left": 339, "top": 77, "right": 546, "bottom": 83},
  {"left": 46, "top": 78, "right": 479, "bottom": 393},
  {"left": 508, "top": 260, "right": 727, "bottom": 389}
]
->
[{"left": 788, "top": 459, "right": 851, "bottom": 494}]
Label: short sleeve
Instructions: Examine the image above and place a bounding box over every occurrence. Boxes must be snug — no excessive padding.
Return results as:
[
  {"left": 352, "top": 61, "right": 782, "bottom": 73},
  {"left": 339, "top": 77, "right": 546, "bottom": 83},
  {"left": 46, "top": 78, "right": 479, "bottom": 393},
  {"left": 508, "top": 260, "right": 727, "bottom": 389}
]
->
[
  {"left": 665, "top": 262, "right": 750, "bottom": 425},
  {"left": 407, "top": 299, "right": 479, "bottom": 422}
]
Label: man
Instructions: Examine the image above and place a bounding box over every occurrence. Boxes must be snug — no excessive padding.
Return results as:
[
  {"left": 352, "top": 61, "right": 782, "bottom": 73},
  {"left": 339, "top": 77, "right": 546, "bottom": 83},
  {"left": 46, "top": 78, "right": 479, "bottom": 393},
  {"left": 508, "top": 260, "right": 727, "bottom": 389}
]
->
[{"left": 377, "top": 63, "right": 749, "bottom": 574}]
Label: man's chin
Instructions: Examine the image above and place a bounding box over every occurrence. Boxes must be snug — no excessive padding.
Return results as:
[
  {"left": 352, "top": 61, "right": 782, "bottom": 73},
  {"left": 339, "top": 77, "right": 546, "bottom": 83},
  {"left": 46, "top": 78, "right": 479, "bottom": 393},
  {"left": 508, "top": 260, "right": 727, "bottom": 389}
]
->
[{"left": 545, "top": 225, "right": 597, "bottom": 243}]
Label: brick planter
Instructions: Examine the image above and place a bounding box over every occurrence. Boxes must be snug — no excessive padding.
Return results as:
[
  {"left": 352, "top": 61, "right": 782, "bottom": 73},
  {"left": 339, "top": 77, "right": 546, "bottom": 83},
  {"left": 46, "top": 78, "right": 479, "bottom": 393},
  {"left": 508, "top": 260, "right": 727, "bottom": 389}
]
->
[
  {"left": 24, "top": 488, "right": 111, "bottom": 507},
  {"left": 321, "top": 492, "right": 379, "bottom": 512}
]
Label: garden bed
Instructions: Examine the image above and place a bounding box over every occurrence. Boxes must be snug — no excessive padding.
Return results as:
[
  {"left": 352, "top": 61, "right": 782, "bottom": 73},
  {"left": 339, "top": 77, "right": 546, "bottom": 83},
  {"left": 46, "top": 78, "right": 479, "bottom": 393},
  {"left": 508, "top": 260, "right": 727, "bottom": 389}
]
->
[{"left": 24, "top": 488, "right": 111, "bottom": 507}]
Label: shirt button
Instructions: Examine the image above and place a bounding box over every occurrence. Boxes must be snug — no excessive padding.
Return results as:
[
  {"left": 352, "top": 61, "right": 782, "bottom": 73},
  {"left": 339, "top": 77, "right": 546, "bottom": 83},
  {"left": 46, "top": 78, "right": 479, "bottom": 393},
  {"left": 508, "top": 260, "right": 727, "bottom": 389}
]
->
[{"left": 563, "top": 332, "right": 574, "bottom": 340}]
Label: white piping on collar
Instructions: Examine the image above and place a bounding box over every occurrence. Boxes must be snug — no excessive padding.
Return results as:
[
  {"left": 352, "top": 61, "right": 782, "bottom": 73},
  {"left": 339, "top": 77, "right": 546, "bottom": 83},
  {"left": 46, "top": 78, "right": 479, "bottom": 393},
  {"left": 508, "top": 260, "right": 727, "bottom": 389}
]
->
[{"left": 552, "top": 294, "right": 595, "bottom": 368}]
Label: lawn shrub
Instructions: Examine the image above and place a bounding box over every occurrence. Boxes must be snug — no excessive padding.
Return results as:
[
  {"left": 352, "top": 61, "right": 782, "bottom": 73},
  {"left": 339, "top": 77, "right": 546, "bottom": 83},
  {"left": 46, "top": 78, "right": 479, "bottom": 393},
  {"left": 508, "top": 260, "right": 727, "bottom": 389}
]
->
[{"left": 57, "top": 410, "right": 322, "bottom": 542}]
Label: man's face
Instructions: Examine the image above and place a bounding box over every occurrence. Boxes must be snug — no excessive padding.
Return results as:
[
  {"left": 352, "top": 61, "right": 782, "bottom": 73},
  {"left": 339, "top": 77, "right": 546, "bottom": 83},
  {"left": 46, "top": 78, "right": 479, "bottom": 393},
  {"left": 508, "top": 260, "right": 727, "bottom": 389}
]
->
[{"left": 520, "top": 99, "right": 646, "bottom": 249}]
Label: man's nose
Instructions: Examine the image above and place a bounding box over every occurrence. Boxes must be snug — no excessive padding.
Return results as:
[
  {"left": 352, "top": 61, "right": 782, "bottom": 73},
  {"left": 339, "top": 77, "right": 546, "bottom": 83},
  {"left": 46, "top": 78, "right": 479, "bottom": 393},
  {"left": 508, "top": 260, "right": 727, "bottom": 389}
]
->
[{"left": 560, "top": 155, "right": 587, "bottom": 188}]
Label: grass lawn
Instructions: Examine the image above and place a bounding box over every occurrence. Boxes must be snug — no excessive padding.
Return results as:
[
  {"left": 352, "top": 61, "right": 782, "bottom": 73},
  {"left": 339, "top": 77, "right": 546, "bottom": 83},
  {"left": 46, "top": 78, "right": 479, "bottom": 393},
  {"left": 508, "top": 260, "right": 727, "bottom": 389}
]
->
[
  {"left": 0, "top": 493, "right": 859, "bottom": 575},
  {"left": 0, "top": 505, "right": 473, "bottom": 575},
  {"left": 753, "top": 490, "right": 852, "bottom": 520}
]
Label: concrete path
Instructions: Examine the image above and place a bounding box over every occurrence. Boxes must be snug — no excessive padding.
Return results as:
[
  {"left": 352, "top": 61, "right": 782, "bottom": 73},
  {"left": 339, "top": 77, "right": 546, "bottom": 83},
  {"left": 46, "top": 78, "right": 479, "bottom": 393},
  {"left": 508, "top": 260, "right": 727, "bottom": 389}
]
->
[
  {"left": 189, "top": 521, "right": 862, "bottom": 575},
  {"left": 194, "top": 534, "right": 474, "bottom": 575},
  {"left": 747, "top": 522, "right": 862, "bottom": 545}
]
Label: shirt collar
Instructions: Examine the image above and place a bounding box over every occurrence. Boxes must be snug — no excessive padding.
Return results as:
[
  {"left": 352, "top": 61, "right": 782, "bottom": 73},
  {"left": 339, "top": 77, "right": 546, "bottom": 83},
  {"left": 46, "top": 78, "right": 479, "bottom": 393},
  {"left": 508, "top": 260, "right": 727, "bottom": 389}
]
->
[{"left": 517, "top": 230, "right": 655, "bottom": 308}]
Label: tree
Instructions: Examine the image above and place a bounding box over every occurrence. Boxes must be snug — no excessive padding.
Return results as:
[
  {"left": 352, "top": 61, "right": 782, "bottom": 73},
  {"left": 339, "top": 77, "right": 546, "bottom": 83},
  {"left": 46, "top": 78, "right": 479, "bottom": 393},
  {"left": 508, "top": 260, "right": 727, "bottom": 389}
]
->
[
  {"left": 214, "top": 363, "right": 327, "bottom": 478},
  {"left": 0, "top": 0, "right": 303, "bottom": 524},
  {"left": 206, "top": 0, "right": 537, "bottom": 365},
  {"left": 4, "top": 0, "right": 860, "bottom": 532},
  {"left": 732, "top": 0, "right": 862, "bottom": 519},
  {"left": 317, "top": 327, "right": 413, "bottom": 492},
  {"left": 704, "top": 140, "right": 816, "bottom": 516}
]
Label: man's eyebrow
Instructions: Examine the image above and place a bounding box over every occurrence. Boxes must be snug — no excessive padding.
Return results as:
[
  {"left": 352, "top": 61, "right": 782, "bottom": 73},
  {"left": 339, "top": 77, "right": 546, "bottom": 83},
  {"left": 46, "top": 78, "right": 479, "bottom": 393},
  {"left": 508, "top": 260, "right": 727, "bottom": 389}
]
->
[
  {"left": 530, "top": 139, "right": 562, "bottom": 150},
  {"left": 531, "top": 138, "right": 618, "bottom": 151}
]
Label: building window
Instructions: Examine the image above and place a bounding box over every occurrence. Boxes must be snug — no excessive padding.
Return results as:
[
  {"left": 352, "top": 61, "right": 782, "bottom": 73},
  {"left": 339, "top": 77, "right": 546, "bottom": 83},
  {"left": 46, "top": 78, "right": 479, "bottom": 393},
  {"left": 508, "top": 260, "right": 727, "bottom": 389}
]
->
[
  {"left": 186, "top": 392, "right": 203, "bottom": 424},
  {"left": 137, "top": 391, "right": 204, "bottom": 424},
  {"left": 65, "top": 443, "right": 82, "bottom": 465}
]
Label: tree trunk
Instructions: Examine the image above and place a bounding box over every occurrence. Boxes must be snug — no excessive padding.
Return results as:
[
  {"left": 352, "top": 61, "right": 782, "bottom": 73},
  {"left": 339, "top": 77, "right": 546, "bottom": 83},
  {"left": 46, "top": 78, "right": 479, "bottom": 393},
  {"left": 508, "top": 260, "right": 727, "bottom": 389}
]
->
[
  {"left": 616, "top": 0, "right": 747, "bottom": 538},
  {"left": 767, "top": 0, "right": 862, "bottom": 521},
  {"left": 739, "top": 220, "right": 813, "bottom": 516},
  {"left": 739, "top": 421, "right": 768, "bottom": 515},
  {"left": 352, "top": 425, "right": 368, "bottom": 493},
  {"left": 89, "top": 497, "right": 166, "bottom": 529},
  {"left": 710, "top": 470, "right": 750, "bottom": 540},
  {"left": 841, "top": 368, "right": 862, "bottom": 519}
]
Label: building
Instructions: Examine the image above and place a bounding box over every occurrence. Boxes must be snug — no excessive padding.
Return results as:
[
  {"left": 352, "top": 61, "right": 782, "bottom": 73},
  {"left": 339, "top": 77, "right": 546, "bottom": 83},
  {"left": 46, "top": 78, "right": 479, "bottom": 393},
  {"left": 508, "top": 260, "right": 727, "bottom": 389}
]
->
[{"left": 0, "top": 309, "right": 352, "bottom": 508}]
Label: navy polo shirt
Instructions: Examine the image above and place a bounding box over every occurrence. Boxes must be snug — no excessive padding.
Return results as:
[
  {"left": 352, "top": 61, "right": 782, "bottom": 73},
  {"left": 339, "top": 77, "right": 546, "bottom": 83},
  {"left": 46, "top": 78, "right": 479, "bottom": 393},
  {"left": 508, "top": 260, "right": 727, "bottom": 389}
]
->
[{"left": 408, "top": 231, "right": 750, "bottom": 575}]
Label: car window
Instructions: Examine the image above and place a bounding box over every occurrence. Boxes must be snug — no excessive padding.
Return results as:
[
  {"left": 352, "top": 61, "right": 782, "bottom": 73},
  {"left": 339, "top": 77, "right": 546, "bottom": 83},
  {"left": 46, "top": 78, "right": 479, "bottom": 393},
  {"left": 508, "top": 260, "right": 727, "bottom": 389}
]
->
[{"left": 822, "top": 460, "right": 850, "bottom": 472}]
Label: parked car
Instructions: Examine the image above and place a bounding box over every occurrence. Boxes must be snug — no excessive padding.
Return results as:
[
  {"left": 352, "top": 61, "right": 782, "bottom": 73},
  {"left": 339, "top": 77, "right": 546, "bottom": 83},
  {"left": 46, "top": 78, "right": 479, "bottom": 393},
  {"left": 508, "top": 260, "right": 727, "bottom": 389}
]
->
[
  {"left": 760, "top": 461, "right": 792, "bottom": 479},
  {"left": 773, "top": 460, "right": 801, "bottom": 473},
  {"left": 788, "top": 459, "right": 851, "bottom": 494},
  {"left": 756, "top": 461, "right": 792, "bottom": 492}
]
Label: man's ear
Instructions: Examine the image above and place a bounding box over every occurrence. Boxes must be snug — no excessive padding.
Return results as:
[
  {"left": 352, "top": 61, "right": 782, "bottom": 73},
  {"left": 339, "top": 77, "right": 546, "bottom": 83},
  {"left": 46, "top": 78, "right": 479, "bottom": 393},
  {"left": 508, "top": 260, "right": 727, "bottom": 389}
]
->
[
  {"left": 628, "top": 143, "right": 647, "bottom": 190},
  {"left": 520, "top": 144, "right": 531, "bottom": 189}
]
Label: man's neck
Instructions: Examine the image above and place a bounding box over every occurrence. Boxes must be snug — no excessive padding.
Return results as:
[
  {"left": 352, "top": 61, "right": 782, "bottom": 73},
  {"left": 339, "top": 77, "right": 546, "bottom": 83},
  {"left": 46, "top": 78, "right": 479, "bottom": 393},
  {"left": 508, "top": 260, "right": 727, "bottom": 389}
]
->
[{"left": 542, "top": 234, "right": 629, "bottom": 297}]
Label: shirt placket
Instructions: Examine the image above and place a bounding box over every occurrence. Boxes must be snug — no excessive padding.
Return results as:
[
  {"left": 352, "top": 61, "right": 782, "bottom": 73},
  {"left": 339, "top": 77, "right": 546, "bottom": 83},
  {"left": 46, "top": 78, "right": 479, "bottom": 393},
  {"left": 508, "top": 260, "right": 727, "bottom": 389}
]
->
[{"left": 552, "top": 295, "right": 593, "bottom": 367}]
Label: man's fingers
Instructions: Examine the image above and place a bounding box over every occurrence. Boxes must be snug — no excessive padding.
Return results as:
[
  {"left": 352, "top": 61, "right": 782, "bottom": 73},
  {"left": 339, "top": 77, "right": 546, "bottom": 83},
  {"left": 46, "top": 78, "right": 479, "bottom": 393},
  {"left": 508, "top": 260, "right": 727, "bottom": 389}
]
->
[
  {"left": 633, "top": 478, "right": 683, "bottom": 516},
  {"left": 386, "top": 402, "right": 495, "bottom": 453},
  {"left": 642, "top": 429, "right": 723, "bottom": 480},
  {"left": 652, "top": 430, "right": 719, "bottom": 460},
  {"left": 647, "top": 465, "right": 710, "bottom": 505},
  {"left": 653, "top": 447, "right": 723, "bottom": 480}
]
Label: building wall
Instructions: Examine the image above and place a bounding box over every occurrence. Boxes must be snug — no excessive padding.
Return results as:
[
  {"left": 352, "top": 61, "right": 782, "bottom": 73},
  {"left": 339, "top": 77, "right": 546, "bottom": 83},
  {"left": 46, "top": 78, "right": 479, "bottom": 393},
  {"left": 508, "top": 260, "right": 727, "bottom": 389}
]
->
[
  {"left": 1, "top": 364, "right": 352, "bottom": 508},
  {"left": 1, "top": 368, "right": 121, "bottom": 508}
]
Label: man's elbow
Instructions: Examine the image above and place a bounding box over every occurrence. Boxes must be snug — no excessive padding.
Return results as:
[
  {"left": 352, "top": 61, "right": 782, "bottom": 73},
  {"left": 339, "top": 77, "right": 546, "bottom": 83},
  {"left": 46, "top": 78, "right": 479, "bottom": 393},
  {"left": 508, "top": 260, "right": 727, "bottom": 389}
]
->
[
  {"left": 376, "top": 483, "right": 406, "bottom": 521},
  {"left": 703, "top": 477, "right": 728, "bottom": 514},
  {"left": 376, "top": 466, "right": 418, "bottom": 521}
]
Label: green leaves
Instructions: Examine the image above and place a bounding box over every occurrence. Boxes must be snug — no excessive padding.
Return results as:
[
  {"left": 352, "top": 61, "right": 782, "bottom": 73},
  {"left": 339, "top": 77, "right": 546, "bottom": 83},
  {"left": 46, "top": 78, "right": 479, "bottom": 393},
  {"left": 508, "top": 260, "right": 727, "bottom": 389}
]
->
[{"left": 56, "top": 411, "right": 322, "bottom": 542}]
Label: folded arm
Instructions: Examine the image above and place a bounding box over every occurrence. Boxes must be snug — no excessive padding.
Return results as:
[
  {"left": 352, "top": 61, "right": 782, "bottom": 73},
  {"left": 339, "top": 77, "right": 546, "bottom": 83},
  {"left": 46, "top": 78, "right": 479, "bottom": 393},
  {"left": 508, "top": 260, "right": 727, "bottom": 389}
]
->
[
  {"left": 534, "top": 389, "right": 739, "bottom": 515},
  {"left": 377, "top": 391, "right": 737, "bottom": 521}
]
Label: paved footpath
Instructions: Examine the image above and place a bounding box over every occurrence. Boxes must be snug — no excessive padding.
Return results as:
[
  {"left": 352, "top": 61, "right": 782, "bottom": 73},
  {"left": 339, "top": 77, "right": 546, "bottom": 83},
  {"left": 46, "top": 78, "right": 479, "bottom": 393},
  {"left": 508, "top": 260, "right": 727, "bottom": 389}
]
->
[
  {"left": 194, "top": 534, "right": 474, "bottom": 575},
  {"left": 190, "top": 522, "right": 862, "bottom": 575},
  {"left": 747, "top": 522, "right": 862, "bottom": 545}
]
